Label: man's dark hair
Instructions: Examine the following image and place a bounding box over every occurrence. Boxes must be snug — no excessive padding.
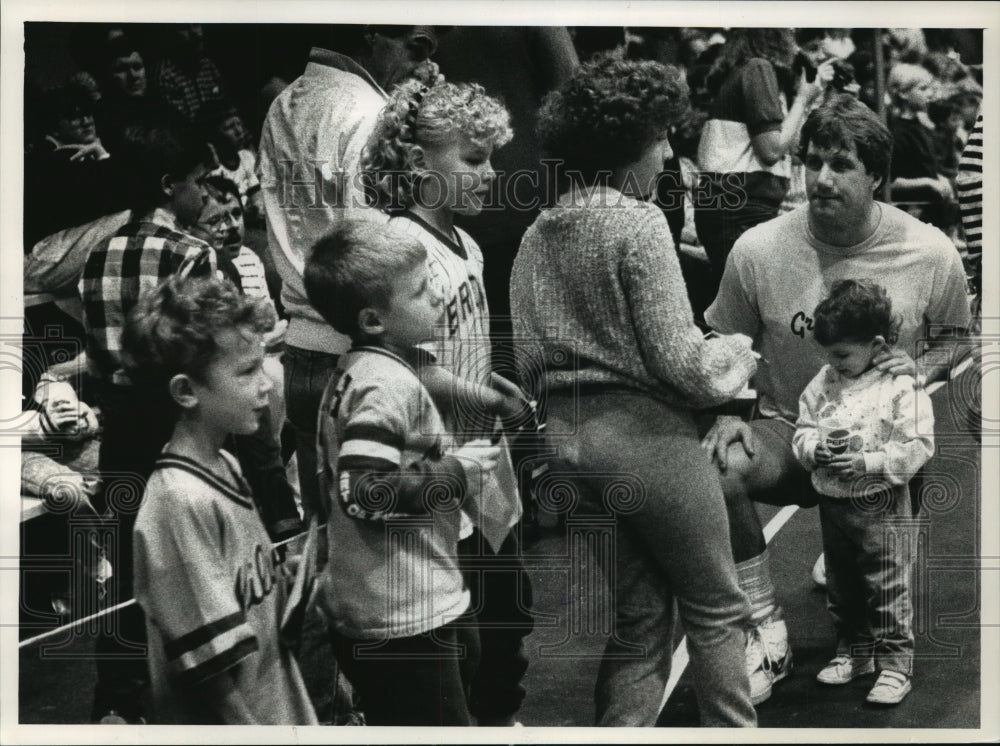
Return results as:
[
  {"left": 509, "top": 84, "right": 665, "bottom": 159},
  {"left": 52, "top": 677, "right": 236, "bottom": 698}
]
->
[
  {"left": 201, "top": 174, "right": 242, "bottom": 205},
  {"left": 117, "top": 124, "right": 214, "bottom": 213},
  {"left": 798, "top": 94, "right": 893, "bottom": 182}
]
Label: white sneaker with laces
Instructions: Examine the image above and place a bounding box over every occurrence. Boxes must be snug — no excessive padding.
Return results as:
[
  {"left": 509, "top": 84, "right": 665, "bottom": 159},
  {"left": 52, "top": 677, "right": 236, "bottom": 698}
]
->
[
  {"left": 746, "top": 616, "right": 793, "bottom": 705},
  {"left": 866, "top": 670, "right": 912, "bottom": 705},
  {"left": 816, "top": 654, "right": 876, "bottom": 685}
]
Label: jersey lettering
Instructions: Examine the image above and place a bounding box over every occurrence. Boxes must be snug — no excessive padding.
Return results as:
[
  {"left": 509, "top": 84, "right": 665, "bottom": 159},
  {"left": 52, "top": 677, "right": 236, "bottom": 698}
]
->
[
  {"left": 328, "top": 371, "right": 353, "bottom": 418},
  {"left": 235, "top": 543, "right": 282, "bottom": 611},
  {"left": 443, "top": 276, "right": 487, "bottom": 338},
  {"left": 791, "top": 311, "right": 814, "bottom": 339}
]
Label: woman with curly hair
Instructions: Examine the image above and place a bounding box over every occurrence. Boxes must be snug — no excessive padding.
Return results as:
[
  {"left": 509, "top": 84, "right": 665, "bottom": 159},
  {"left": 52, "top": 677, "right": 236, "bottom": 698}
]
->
[
  {"left": 695, "top": 28, "right": 835, "bottom": 284},
  {"left": 362, "top": 80, "right": 536, "bottom": 727},
  {"left": 510, "top": 54, "right": 758, "bottom": 727}
]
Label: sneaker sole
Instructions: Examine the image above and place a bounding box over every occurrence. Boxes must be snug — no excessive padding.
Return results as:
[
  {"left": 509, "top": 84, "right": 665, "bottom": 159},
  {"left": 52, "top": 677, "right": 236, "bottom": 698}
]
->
[
  {"left": 866, "top": 679, "right": 912, "bottom": 705},
  {"left": 816, "top": 662, "right": 876, "bottom": 685},
  {"left": 750, "top": 659, "right": 793, "bottom": 705}
]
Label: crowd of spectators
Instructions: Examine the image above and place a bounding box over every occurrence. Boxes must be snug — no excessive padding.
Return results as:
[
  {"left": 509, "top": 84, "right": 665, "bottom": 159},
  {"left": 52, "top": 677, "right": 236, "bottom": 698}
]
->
[{"left": 18, "top": 23, "right": 983, "bottom": 726}]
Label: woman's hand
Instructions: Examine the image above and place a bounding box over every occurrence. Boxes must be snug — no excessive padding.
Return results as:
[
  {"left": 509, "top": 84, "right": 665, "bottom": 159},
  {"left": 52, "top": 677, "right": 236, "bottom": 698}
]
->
[
  {"left": 797, "top": 59, "right": 836, "bottom": 105},
  {"left": 700, "top": 415, "right": 756, "bottom": 472}
]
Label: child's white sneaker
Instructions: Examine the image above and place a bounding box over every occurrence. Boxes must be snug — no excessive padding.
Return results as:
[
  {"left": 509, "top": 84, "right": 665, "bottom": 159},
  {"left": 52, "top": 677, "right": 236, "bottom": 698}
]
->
[
  {"left": 816, "top": 654, "right": 875, "bottom": 685},
  {"left": 865, "top": 670, "right": 912, "bottom": 705}
]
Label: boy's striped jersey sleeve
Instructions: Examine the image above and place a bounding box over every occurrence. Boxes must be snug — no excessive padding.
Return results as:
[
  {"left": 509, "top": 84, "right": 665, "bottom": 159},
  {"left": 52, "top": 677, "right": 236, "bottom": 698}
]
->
[
  {"left": 328, "top": 373, "right": 468, "bottom": 521},
  {"left": 134, "top": 486, "right": 258, "bottom": 686}
]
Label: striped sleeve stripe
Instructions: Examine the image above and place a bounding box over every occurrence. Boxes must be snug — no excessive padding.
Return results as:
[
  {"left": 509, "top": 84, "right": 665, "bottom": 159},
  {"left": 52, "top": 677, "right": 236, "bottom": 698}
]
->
[
  {"left": 164, "top": 610, "right": 246, "bottom": 660},
  {"left": 339, "top": 439, "right": 402, "bottom": 464},
  {"left": 338, "top": 454, "right": 400, "bottom": 473},
  {"left": 169, "top": 621, "right": 257, "bottom": 679},
  {"left": 175, "top": 636, "right": 259, "bottom": 686},
  {"left": 343, "top": 424, "right": 405, "bottom": 450}
]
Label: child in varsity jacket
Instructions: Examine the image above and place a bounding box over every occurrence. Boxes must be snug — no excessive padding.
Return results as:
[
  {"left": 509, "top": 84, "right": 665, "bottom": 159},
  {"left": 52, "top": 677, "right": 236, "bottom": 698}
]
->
[
  {"left": 304, "top": 220, "right": 500, "bottom": 726},
  {"left": 792, "top": 279, "right": 934, "bottom": 707}
]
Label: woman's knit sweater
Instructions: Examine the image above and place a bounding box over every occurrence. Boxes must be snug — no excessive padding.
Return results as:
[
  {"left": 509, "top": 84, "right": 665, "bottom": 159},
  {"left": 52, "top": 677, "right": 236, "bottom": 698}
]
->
[{"left": 511, "top": 186, "right": 756, "bottom": 409}]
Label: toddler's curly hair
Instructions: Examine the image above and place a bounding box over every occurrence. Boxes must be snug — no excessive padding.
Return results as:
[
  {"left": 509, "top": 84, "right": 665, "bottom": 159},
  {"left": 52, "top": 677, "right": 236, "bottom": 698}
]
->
[
  {"left": 813, "top": 279, "right": 902, "bottom": 347},
  {"left": 122, "top": 275, "right": 275, "bottom": 392},
  {"left": 536, "top": 53, "right": 689, "bottom": 183},
  {"left": 361, "top": 78, "right": 513, "bottom": 211}
]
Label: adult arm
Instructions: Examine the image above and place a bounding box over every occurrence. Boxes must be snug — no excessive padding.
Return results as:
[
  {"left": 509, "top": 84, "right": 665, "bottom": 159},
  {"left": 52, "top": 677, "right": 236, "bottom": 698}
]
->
[
  {"left": 874, "top": 236, "right": 972, "bottom": 384},
  {"left": 620, "top": 207, "right": 757, "bottom": 408},
  {"left": 748, "top": 60, "right": 832, "bottom": 166},
  {"left": 24, "top": 210, "right": 131, "bottom": 296}
]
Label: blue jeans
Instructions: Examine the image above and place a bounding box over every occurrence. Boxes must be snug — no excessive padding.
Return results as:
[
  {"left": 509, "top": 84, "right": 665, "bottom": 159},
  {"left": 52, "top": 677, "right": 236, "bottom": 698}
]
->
[
  {"left": 282, "top": 344, "right": 339, "bottom": 522},
  {"left": 545, "top": 390, "right": 756, "bottom": 727},
  {"left": 820, "top": 492, "right": 917, "bottom": 676}
]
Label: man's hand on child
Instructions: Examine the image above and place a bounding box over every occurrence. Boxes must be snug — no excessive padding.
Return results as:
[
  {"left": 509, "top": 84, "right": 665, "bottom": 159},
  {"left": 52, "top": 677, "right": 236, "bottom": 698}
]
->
[
  {"left": 826, "top": 453, "right": 866, "bottom": 479},
  {"left": 872, "top": 349, "right": 917, "bottom": 378}
]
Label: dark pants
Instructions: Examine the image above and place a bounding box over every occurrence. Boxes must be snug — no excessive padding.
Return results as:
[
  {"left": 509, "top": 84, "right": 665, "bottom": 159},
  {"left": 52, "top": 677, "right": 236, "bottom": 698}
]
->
[
  {"left": 458, "top": 527, "right": 534, "bottom": 724},
  {"left": 282, "top": 344, "right": 339, "bottom": 522},
  {"left": 330, "top": 617, "right": 480, "bottom": 726}
]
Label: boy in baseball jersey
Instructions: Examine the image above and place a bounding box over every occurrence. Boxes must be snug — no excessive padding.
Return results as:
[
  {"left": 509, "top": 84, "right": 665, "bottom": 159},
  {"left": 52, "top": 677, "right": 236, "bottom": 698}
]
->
[
  {"left": 123, "top": 275, "right": 316, "bottom": 724},
  {"left": 304, "top": 220, "right": 501, "bottom": 726}
]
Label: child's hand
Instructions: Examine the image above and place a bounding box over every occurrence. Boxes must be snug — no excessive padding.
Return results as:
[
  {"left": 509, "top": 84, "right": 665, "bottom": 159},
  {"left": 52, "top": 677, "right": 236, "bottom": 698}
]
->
[
  {"left": 826, "top": 453, "right": 866, "bottom": 479},
  {"left": 490, "top": 373, "right": 532, "bottom": 426},
  {"left": 453, "top": 438, "right": 502, "bottom": 487},
  {"left": 71, "top": 402, "right": 101, "bottom": 440},
  {"left": 814, "top": 443, "right": 835, "bottom": 466},
  {"left": 263, "top": 318, "right": 288, "bottom": 350}
]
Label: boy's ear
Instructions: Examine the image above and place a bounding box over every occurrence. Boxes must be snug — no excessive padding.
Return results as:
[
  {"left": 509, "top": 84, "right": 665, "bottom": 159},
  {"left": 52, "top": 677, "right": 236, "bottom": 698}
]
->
[
  {"left": 160, "top": 173, "right": 176, "bottom": 198},
  {"left": 872, "top": 335, "right": 888, "bottom": 353},
  {"left": 168, "top": 373, "right": 199, "bottom": 410},
  {"left": 357, "top": 307, "right": 385, "bottom": 337}
]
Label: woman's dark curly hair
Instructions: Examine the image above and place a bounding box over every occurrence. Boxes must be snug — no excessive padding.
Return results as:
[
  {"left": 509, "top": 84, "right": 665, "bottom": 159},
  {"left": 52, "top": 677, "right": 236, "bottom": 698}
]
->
[
  {"left": 536, "top": 53, "right": 689, "bottom": 183},
  {"left": 813, "top": 279, "right": 901, "bottom": 347}
]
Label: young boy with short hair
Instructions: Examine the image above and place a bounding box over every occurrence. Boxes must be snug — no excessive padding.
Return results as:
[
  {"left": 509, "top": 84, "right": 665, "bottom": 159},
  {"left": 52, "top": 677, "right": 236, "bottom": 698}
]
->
[
  {"left": 303, "top": 220, "right": 500, "bottom": 726},
  {"left": 122, "top": 275, "right": 317, "bottom": 724}
]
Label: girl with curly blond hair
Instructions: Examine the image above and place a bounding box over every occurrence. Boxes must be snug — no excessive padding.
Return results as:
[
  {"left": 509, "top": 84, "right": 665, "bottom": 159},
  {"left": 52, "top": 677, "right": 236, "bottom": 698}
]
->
[{"left": 363, "top": 80, "right": 535, "bottom": 727}]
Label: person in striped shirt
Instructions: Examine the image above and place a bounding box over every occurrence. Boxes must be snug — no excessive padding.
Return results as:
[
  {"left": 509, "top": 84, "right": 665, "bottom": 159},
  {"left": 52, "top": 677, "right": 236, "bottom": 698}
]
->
[{"left": 304, "top": 220, "right": 500, "bottom": 725}]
